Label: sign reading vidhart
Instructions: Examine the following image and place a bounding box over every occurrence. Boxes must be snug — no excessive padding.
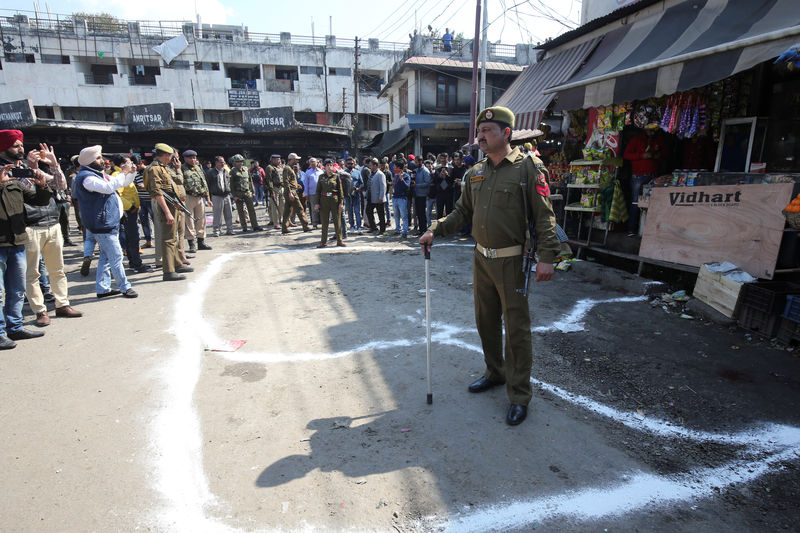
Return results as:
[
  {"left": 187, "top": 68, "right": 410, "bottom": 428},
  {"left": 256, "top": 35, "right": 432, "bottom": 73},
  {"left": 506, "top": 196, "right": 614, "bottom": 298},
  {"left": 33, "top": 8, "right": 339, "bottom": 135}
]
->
[
  {"left": 0, "top": 99, "right": 36, "bottom": 129},
  {"left": 125, "top": 103, "right": 175, "bottom": 132},
  {"left": 242, "top": 107, "right": 295, "bottom": 133},
  {"left": 640, "top": 183, "right": 794, "bottom": 279}
]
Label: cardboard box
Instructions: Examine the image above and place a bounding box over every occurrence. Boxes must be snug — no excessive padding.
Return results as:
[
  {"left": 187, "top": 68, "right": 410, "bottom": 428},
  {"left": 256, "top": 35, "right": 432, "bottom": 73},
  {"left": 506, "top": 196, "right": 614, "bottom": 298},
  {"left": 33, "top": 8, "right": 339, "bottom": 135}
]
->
[{"left": 693, "top": 262, "right": 755, "bottom": 318}]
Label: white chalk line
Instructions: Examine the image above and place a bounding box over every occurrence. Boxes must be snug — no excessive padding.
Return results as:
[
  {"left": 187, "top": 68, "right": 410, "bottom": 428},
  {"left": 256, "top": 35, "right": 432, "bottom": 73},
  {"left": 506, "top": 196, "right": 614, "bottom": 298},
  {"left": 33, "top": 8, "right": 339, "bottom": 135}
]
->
[{"left": 152, "top": 246, "right": 800, "bottom": 532}]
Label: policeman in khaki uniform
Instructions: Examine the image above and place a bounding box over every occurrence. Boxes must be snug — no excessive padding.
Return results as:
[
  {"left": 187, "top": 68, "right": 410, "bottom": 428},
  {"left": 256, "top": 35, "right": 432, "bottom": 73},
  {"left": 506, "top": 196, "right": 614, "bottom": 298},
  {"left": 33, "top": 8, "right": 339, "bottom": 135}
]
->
[
  {"left": 314, "top": 158, "right": 346, "bottom": 248},
  {"left": 419, "top": 106, "right": 560, "bottom": 426},
  {"left": 181, "top": 149, "right": 212, "bottom": 252},
  {"left": 229, "top": 154, "right": 262, "bottom": 232},
  {"left": 281, "top": 153, "right": 310, "bottom": 233},
  {"left": 265, "top": 154, "right": 283, "bottom": 229},
  {"left": 144, "top": 143, "right": 194, "bottom": 281}
]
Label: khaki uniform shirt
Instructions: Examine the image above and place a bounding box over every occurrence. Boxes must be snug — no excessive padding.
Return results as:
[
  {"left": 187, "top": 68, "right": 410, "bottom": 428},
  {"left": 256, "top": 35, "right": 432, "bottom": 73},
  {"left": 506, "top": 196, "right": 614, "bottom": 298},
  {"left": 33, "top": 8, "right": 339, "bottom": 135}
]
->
[
  {"left": 230, "top": 167, "right": 254, "bottom": 198},
  {"left": 282, "top": 165, "right": 300, "bottom": 195},
  {"left": 430, "top": 146, "right": 560, "bottom": 264},
  {"left": 143, "top": 160, "right": 175, "bottom": 198},
  {"left": 181, "top": 163, "right": 210, "bottom": 199},
  {"left": 315, "top": 172, "right": 344, "bottom": 207}
]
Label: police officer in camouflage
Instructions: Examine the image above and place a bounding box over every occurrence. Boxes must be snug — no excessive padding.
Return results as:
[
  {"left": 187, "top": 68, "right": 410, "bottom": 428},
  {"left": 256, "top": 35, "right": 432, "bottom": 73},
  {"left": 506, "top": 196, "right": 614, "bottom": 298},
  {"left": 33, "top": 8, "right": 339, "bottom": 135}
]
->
[
  {"left": 229, "top": 154, "right": 262, "bottom": 232},
  {"left": 419, "top": 106, "right": 560, "bottom": 426},
  {"left": 314, "top": 158, "right": 346, "bottom": 248},
  {"left": 265, "top": 154, "right": 283, "bottom": 229},
  {"left": 181, "top": 150, "right": 212, "bottom": 252}
]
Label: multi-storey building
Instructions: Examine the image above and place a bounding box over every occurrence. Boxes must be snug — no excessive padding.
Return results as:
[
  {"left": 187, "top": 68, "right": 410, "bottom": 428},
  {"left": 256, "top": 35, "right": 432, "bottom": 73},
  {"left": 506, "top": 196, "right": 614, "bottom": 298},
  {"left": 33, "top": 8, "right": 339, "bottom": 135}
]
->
[{"left": 0, "top": 10, "right": 406, "bottom": 159}]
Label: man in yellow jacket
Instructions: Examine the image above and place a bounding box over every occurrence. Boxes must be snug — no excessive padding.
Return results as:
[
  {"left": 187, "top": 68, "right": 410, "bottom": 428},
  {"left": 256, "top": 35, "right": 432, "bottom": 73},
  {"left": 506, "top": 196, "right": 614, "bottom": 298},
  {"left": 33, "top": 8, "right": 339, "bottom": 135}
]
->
[{"left": 112, "top": 154, "right": 151, "bottom": 273}]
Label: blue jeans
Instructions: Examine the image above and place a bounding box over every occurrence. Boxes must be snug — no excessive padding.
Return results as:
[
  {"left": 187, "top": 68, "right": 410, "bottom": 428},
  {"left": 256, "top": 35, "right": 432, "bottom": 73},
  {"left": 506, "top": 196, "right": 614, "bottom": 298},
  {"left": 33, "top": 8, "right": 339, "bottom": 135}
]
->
[
  {"left": 347, "top": 193, "right": 363, "bottom": 230},
  {"left": 385, "top": 192, "right": 392, "bottom": 221},
  {"left": 628, "top": 174, "right": 654, "bottom": 233},
  {"left": 92, "top": 230, "right": 131, "bottom": 294},
  {"left": 83, "top": 229, "right": 97, "bottom": 258},
  {"left": 139, "top": 199, "right": 154, "bottom": 241},
  {"left": 392, "top": 197, "right": 408, "bottom": 235},
  {"left": 254, "top": 184, "right": 265, "bottom": 204},
  {"left": 0, "top": 245, "right": 27, "bottom": 335},
  {"left": 38, "top": 255, "right": 50, "bottom": 293}
]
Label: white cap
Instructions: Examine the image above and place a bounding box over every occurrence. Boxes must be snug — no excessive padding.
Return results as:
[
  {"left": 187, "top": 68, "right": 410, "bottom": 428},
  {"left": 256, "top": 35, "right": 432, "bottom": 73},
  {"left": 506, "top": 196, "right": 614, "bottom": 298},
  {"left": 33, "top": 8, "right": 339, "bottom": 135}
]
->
[{"left": 78, "top": 145, "right": 102, "bottom": 166}]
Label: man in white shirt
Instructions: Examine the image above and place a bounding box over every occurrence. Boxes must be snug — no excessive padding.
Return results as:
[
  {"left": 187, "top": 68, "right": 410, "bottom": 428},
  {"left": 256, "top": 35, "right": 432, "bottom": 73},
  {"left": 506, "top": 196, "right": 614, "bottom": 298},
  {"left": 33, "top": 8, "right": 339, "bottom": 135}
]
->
[
  {"left": 73, "top": 145, "right": 137, "bottom": 298},
  {"left": 304, "top": 158, "right": 323, "bottom": 229}
]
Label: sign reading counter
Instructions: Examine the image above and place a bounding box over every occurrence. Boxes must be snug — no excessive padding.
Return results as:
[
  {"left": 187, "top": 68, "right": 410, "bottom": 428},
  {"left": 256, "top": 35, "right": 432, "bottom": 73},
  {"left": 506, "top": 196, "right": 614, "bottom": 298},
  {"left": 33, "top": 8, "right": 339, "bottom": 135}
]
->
[
  {"left": 125, "top": 103, "right": 175, "bottom": 132},
  {"left": 242, "top": 107, "right": 295, "bottom": 133},
  {"left": 639, "top": 183, "right": 794, "bottom": 279},
  {"left": 0, "top": 99, "right": 36, "bottom": 129}
]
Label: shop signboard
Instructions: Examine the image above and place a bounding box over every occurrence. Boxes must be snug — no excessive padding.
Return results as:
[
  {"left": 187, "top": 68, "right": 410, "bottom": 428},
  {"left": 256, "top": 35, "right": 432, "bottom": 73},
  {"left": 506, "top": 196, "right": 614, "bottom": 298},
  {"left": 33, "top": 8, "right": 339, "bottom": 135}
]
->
[
  {"left": 125, "top": 103, "right": 175, "bottom": 132},
  {"left": 228, "top": 88, "right": 260, "bottom": 108},
  {"left": 0, "top": 99, "right": 36, "bottom": 129},
  {"left": 639, "top": 183, "right": 794, "bottom": 279},
  {"left": 242, "top": 107, "right": 295, "bottom": 133}
]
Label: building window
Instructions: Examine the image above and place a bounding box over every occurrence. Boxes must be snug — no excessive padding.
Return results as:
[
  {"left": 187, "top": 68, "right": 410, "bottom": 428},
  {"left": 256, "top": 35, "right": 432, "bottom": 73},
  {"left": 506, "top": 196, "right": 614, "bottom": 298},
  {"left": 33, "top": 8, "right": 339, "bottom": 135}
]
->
[
  {"left": 61, "top": 107, "right": 123, "bottom": 123},
  {"left": 35, "top": 106, "right": 55, "bottom": 119},
  {"left": 174, "top": 109, "right": 197, "bottom": 121},
  {"left": 294, "top": 112, "right": 316, "bottom": 123},
  {"left": 358, "top": 73, "right": 383, "bottom": 92},
  {"left": 300, "top": 66, "right": 324, "bottom": 76},
  {"left": 399, "top": 80, "right": 408, "bottom": 118},
  {"left": 166, "top": 60, "right": 190, "bottom": 70},
  {"left": 436, "top": 75, "right": 457, "bottom": 110},
  {"left": 5, "top": 53, "right": 35, "bottom": 63},
  {"left": 227, "top": 65, "right": 260, "bottom": 89},
  {"left": 204, "top": 110, "right": 241, "bottom": 125},
  {"left": 361, "top": 114, "right": 384, "bottom": 131},
  {"left": 194, "top": 61, "right": 220, "bottom": 71},
  {"left": 129, "top": 65, "right": 160, "bottom": 86},
  {"left": 85, "top": 64, "right": 117, "bottom": 85},
  {"left": 329, "top": 67, "right": 351, "bottom": 76},
  {"left": 41, "top": 54, "right": 70, "bottom": 64}
]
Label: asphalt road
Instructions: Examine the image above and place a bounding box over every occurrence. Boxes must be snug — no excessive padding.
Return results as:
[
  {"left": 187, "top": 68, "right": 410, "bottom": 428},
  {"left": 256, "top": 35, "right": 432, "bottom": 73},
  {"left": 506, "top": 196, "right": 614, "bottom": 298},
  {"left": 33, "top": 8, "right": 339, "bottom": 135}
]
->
[{"left": 2, "top": 215, "right": 798, "bottom": 533}]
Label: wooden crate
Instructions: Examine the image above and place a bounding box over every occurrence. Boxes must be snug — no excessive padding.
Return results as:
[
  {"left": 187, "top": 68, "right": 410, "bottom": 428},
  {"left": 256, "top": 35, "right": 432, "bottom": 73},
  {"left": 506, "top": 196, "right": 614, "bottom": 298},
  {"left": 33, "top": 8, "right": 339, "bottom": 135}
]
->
[{"left": 692, "top": 264, "right": 748, "bottom": 318}]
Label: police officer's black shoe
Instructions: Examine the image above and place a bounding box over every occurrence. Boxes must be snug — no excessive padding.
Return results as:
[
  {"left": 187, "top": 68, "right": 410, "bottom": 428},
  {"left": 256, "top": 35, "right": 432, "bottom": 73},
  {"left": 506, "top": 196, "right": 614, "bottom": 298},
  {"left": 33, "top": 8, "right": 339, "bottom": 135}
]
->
[
  {"left": 197, "top": 239, "right": 212, "bottom": 250},
  {"left": 468, "top": 376, "right": 505, "bottom": 393},
  {"left": 506, "top": 404, "right": 527, "bottom": 426},
  {"left": 163, "top": 272, "right": 186, "bottom": 281},
  {"left": 176, "top": 266, "right": 194, "bottom": 273}
]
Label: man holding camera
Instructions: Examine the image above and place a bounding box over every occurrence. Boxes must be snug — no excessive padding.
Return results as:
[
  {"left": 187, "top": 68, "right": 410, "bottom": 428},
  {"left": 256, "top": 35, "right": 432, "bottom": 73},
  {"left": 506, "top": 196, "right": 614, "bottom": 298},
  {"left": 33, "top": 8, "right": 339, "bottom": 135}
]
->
[{"left": 0, "top": 130, "right": 61, "bottom": 345}]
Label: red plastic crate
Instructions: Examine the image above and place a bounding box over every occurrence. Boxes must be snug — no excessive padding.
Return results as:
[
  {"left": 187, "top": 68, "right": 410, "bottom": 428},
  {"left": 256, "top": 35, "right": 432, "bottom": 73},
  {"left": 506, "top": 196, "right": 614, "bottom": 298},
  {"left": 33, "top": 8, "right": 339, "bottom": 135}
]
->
[
  {"left": 737, "top": 304, "right": 779, "bottom": 338},
  {"left": 740, "top": 282, "right": 800, "bottom": 314},
  {"left": 776, "top": 317, "right": 800, "bottom": 346}
]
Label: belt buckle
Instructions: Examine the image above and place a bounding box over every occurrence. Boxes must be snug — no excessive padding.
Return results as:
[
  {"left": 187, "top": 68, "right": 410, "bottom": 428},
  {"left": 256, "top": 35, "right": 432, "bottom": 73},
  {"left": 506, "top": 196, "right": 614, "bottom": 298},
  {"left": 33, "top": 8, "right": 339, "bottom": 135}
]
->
[{"left": 482, "top": 246, "right": 497, "bottom": 258}]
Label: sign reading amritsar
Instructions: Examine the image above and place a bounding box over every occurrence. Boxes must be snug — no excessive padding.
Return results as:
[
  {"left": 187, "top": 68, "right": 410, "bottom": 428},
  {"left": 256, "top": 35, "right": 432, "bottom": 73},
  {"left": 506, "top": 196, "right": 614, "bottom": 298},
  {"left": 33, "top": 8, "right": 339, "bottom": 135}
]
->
[
  {"left": 242, "top": 107, "right": 295, "bottom": 133},
  {"left": 125, "top": 103, "right": 175, "bottom": 132},
  {"left": 0, "top": 99, "right": 36, "bottom": 129}
]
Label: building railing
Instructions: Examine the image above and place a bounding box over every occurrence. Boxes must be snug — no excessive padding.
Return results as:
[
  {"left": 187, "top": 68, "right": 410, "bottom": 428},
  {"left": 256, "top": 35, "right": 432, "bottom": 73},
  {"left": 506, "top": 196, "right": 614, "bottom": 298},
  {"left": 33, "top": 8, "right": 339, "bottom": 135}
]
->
[
  {"left": 0, "top": 9, "right": 411, "bottom": 53},
  {"left": 83, "top": 73, "right": 113, "bottom": 85},
  {"left": 128, "top": 75, "right": 157, "bottom": 86}
]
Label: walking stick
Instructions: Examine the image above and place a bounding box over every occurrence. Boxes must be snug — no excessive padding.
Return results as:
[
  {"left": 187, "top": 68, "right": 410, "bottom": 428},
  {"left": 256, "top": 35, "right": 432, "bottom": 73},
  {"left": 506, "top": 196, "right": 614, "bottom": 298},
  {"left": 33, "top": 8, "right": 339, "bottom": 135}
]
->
[{"left": 424, "top": 243, "right": 433, "bottom": 405}]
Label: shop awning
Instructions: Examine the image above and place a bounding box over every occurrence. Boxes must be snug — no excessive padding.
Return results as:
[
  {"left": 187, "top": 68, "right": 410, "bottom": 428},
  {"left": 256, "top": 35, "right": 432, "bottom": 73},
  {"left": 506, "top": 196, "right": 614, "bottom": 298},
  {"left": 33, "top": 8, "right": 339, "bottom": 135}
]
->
[
  {"left": 407, "top": 114, "right": 469, "bottom": 130},
  {"left": 549, "top": 0, "right": 800, "bottom": 110},
  {"left": 363, "top": 123, "right": 411, "bottom": 156},
  {"left": 493, "top": 37, "right": 602, "bottom": 130}
]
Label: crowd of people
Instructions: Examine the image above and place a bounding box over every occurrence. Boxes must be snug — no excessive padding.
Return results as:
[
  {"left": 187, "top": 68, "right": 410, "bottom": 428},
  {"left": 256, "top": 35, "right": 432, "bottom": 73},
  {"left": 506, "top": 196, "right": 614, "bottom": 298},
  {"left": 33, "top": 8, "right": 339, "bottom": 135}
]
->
[{"left": 0, "top": 126, "right": 482, "bottom": 349}]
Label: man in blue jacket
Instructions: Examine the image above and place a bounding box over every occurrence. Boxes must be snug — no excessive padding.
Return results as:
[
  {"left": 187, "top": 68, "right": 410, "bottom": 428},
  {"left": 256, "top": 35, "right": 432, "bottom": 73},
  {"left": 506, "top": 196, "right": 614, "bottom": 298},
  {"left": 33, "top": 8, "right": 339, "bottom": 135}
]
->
[
  {"left": 73, "top": 145, "right": 137, "bottom": 298},
  {"left": 413, "top": 159, "right": 432, "bottom": 235}
]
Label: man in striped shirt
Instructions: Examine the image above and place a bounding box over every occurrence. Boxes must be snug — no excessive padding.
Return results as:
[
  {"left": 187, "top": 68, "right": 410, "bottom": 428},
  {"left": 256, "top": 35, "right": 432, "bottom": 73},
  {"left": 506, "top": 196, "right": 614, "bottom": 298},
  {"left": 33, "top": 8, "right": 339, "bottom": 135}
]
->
[{"left": 134, "top": 157, "right": 154, "bottom": 248}]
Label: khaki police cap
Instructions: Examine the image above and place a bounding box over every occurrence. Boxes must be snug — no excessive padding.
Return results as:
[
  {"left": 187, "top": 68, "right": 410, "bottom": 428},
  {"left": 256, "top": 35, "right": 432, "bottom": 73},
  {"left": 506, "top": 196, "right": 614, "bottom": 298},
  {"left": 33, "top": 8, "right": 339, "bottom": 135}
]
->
[
  {"left": 476, "top": 106, "right": 514, "bottom": 129},
  {"left": 154, "top": 143, "right": 174, "bottom": 154}
]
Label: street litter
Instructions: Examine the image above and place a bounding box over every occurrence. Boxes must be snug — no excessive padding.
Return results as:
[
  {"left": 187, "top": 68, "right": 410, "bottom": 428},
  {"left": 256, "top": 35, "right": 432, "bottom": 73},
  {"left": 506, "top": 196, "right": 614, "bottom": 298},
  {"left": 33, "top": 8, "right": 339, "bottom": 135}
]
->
[{"left": 205, "top": 340, "right": 247, "bottom": 352}]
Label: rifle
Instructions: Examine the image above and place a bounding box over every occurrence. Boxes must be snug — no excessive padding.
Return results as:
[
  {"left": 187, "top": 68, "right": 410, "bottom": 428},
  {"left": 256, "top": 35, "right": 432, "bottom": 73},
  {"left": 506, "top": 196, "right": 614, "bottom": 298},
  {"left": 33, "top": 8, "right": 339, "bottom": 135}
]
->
[
  {"left": 520, "top": 157, "right": 537, "bottom": 297},
  {"left": 162, "top": 189, "right": 197, "bottom": 221}
]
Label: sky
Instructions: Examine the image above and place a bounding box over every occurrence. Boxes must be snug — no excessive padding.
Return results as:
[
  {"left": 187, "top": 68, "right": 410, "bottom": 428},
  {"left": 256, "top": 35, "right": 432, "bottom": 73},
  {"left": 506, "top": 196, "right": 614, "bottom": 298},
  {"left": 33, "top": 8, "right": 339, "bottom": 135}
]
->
[{"left": 13, "top": 0, "right": 583, "bottom": 45}]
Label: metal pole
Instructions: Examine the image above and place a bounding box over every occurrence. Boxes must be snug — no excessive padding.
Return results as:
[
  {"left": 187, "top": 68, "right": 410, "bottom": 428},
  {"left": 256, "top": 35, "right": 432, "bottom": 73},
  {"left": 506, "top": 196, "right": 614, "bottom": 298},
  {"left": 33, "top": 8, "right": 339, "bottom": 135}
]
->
[
  {"left": 467, "top": 0, "right": 482, "bottom": 155},
  {"left": 424, "top": 244, "right": 432, "bottom": 405},
  {"left": 479, "top": 0, "right": 488, "bottom": 111}
]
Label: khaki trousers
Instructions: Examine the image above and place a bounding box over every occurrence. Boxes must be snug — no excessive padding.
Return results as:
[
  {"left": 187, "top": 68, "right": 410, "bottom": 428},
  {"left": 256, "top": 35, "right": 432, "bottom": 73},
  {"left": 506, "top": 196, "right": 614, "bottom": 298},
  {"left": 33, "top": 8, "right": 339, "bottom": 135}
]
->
[
  {"left": 319, "top": 198, "right": 341, "bottom": 243},
  {"left": 282, "top": 194, "right": 309, "bottom": 231},
  {"left": 472, "top": 249, "right": 533, "bottom": 405},
  {"left": 25, "top": 224, "right": 69, "bottom": 313},
  {"left": 184, "top": 195, "right": 207, "bottom": 240},
  {"left": 156, "top": 202, "right": 181, "bottom": 274}
]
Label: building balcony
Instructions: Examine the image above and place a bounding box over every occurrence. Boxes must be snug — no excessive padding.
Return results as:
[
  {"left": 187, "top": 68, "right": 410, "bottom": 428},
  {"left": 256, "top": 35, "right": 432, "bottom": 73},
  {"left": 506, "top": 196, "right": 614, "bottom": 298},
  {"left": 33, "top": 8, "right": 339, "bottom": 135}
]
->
[{"left": 83, "top": 73, "right": 114, "bottom": 85}]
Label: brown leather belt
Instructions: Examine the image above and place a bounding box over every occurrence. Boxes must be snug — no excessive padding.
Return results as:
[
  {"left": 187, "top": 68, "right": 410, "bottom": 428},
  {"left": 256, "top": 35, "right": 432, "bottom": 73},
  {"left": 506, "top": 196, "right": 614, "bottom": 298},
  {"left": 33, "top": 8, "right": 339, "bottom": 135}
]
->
[{"left": 475, "top": 243, "right": 523, "bottom": 259}]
